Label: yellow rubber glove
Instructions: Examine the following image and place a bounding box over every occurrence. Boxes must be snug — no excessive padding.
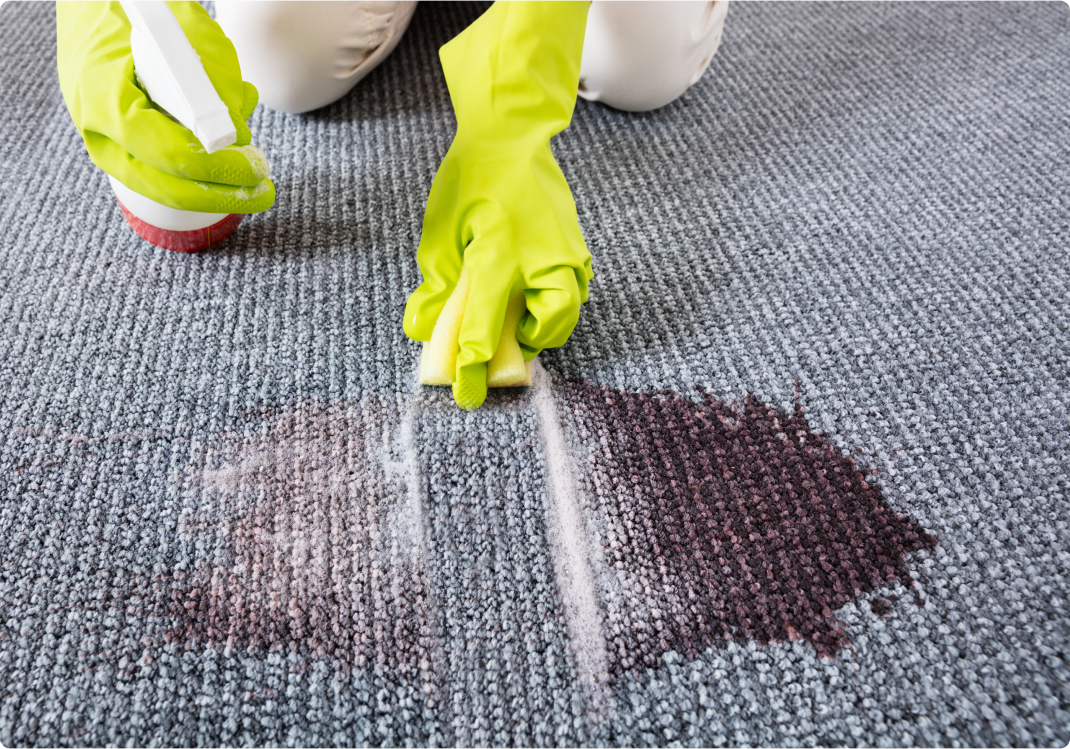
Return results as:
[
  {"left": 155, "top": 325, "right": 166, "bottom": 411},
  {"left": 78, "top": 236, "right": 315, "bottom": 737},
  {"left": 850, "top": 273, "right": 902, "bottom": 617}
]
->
[
  {"left": 56, "top": 1, "right": 274, "bottom": 214},
  {"left": 403, "top": 1, "right": 593, "bottom": 410}
]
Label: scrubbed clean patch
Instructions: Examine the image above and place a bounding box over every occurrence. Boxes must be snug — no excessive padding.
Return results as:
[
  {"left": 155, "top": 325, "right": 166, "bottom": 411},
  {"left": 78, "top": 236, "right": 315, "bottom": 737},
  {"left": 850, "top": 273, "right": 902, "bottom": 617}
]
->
[
  {"left": 561, "top": 380, "right": 937, "bottom": 670},
  {"left": 155, "top": 399, "right": 440, "bottom": 681}
]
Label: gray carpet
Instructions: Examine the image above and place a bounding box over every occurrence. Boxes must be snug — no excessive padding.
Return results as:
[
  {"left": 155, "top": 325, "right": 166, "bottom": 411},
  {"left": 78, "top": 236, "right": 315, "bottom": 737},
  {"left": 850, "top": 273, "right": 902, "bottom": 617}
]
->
[{"left": 1, "top": 1, "right": 1068, "bottom": 746}]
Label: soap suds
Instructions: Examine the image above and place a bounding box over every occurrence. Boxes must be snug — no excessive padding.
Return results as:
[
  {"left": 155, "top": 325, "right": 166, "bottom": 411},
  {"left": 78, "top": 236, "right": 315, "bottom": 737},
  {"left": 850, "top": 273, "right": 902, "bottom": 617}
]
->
[
  {"left": 532, "top": 363, "right": 613, "bottom": 722},
  {"left": 382, "top": 381, "right": 432, "bottom": 564},
  {"left": 188, "top": 142, "right": 271, "bottom": 180},
  {"left": 194, "top": 178, "right": 271, "bottom": 202},
  {"left": 223, "top": 144, "right": 272, "bottom": 179}
]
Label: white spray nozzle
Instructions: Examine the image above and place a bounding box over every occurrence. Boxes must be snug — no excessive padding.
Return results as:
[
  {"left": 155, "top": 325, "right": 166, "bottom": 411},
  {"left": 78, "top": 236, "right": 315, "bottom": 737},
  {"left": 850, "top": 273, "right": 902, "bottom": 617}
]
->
[{"left": 121, "top": 0, "right": 236, "bottom": 153}]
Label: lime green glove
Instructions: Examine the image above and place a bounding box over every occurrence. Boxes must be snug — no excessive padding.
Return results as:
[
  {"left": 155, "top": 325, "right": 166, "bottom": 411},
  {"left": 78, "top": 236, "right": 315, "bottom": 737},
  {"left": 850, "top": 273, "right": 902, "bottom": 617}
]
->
[
  {"left": 56, "top": 1, "right": 274, "bottom": 214},
  {"left": 403, "top": 1, "right": 593, "bottom": 410}
]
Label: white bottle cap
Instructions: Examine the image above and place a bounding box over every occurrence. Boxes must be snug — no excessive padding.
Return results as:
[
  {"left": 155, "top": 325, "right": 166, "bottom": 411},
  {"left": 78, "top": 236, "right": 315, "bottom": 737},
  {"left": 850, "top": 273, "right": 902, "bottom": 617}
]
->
[
  {"left": 121, "top": 0, "right": 237, "bottom": 153},
  {"left": 109, "top": 175, "right": 230, "bottom": 231}
]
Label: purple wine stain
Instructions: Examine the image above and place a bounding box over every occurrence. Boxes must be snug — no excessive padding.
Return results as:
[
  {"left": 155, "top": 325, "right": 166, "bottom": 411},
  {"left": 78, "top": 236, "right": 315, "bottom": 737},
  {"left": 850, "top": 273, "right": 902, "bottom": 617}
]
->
[
  {"left": 869, "top": 598, "right": 893, "bottom": 617},
  {"left": 561, "top": 380, "right": 936, "bottom": 671},
  {"left": 135, "top": 399, "right": 439, "bottom": 682}
]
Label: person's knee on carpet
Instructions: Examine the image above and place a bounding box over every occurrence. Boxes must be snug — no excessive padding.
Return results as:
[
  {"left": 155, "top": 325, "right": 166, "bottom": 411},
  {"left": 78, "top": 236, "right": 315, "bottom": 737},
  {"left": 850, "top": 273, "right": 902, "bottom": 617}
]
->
[
  {"left": 579, "top": 0, "right": 729, "bottom": 112},
  {"left": 214, "top": 0, "right": 418, "bottom": 115}
]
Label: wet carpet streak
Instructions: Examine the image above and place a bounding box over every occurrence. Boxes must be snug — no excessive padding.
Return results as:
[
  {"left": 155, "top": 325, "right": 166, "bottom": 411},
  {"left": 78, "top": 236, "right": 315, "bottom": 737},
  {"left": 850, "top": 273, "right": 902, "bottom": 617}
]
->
[{"left": 559, "top": 380, "right": 937, "bottom": 670}]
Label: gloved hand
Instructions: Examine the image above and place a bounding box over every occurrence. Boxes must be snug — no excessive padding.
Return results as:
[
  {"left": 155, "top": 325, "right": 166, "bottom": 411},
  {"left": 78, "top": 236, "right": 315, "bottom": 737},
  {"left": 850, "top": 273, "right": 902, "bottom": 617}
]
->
[
  {"left": 56, "top": 1, "right": 274, "bottom": 214},
  {"left": 403, "top": 1, "right": 593, "bottom": 410}
]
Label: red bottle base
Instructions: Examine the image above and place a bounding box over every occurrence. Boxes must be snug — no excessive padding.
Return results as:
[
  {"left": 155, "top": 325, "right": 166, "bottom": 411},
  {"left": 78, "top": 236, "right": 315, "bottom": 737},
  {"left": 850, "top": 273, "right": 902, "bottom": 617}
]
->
[{"left": 116, "top": 198, "right": 244, "bottom": 253}]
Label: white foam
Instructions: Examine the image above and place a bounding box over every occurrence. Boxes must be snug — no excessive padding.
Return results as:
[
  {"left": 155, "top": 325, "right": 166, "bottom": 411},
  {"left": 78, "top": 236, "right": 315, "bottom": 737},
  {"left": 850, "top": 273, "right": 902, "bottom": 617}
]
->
[
  {"left": 194, "top": 178, "right": 271, "bottom": 202},
  {"left": 381, "top": 381, "right": 431, "bottom": 565},
  {"left": 531, "top": 361, "right": 614, "bottom": 723},
  {"left": 223, "top": 144, "right": 272, "bottom": 180}
]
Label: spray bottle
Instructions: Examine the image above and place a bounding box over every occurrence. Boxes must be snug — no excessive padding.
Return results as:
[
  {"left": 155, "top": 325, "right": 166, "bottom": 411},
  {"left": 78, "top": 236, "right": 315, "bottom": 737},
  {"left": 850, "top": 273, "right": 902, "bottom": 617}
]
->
[{"left": 112, "top": 0, "right": 244, "bottom": 252}]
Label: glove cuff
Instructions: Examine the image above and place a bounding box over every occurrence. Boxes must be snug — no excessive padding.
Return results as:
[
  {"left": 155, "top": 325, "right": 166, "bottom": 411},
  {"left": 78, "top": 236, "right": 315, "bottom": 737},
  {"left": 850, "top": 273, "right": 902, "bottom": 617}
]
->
[{"left": 439, "top": 1, "right": 590, "bottom": 145}]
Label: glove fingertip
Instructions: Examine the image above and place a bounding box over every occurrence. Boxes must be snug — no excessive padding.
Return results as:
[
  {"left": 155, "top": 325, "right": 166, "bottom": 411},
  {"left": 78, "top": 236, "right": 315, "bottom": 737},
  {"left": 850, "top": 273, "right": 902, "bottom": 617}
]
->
[
  {"left": 403, "top": 289, "right": 449, "bottom": 342},
  {"left": 403, "top": 312, "right": 435, "bottom": 342},
  {"left": 233, "top": 121, "right": 252, "bottom": 148},
  {"left": 241, "top": 81, "right": 260, "bottom": 120},
  {"left": 254, "top": 180, "right": 276, "bottom": 212},
  {"left": 222, "top": 178, "right": 274, "bottom": 214},
  {"left": 517, "top": 288, "right": 581, "bottom": 352},
  {"left": 230, "top": 82, "right": 259, "bottom": 146},
  {"left": 579, "top": 260, "right": 593, "bottom": 302},
  {"left": 452, "top": 373, "right": 487, "bottom": 411}
]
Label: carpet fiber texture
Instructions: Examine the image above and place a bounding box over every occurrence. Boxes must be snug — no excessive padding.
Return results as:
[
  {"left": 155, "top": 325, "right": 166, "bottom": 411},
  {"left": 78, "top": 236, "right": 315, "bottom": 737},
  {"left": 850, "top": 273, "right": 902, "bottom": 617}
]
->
[{"left": 2, "top": 2, "right": 1069, "bottom": 746}]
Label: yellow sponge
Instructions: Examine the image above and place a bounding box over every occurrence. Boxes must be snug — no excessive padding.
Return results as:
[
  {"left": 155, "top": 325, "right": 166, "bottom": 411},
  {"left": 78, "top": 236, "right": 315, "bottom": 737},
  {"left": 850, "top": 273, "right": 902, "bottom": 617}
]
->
[
  {"left": 486, "top": 288, "right": 533, "bottom": 388},
  {"left": 418, "top": 271, "right": 471, "bottom": 386},
  {"left": 419, "top": 269, "right": 533, "bottom": 388}
]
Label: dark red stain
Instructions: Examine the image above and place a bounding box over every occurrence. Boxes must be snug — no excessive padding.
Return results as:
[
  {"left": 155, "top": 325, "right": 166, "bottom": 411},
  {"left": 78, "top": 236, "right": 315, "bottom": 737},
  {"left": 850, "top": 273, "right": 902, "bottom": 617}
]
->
[
  {"left": 561, "top": 380, "right": 937, "bottom": 670},
  {"left": 53, "top": 401, "right": 441, "bottom": 686},
  {"left": 869, "top": 598, "right": 893, "bottom": 617},
  {"left": 142, "top": 517, "right": 437, "bottom": 680}
]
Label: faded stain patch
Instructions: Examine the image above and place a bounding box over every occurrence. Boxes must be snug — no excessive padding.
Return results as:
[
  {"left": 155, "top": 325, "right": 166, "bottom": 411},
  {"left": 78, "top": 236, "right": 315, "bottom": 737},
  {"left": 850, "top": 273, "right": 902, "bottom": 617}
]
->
[
  {"left": 155, "top": 398, "right": 439, "bottom": 680},
  {"left": 560, "top": 380, "right": 937, "bottom": 671}
]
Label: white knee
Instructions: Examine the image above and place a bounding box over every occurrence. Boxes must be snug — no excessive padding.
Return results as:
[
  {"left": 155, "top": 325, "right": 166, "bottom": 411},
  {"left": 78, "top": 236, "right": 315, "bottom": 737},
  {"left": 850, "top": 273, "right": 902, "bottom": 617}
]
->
[
  {"left": 579, "top": 0, "right": 729, "bottom": 112},
  {"left": 215, "top": 1, "right": 417, "bottom": 114}
]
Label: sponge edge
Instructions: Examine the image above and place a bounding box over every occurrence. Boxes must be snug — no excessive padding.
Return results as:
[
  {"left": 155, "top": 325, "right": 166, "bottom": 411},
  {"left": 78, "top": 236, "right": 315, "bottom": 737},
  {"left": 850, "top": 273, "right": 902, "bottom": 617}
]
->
[
  {"left": 419, "top": 270, "right": 534, "bottom": 388},
  {"left": 418, "top": 270, "right": 471, "bottom": 386},
  {"left": 486, "top": 290, "right": 533, "bottom": 387}
]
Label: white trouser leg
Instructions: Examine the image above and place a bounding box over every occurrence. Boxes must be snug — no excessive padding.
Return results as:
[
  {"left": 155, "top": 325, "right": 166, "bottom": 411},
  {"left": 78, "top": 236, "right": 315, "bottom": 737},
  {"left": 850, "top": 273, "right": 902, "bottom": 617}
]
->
[
  {"left": 215, "top": 1, "right": 418, "bottom": 114},
  {"left": 579, "top": 0, "right": 729, "bottom": 112}
]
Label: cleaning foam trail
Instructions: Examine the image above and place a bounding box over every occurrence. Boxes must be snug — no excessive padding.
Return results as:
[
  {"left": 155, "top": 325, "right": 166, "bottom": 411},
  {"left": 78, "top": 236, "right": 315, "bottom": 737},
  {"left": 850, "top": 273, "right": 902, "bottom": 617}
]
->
[
  {"left": 531, "top": 362, "right": 613, "bottom": 725},
  {"left": 382, "top": 383, "right": 432, "bottom": 563}
]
